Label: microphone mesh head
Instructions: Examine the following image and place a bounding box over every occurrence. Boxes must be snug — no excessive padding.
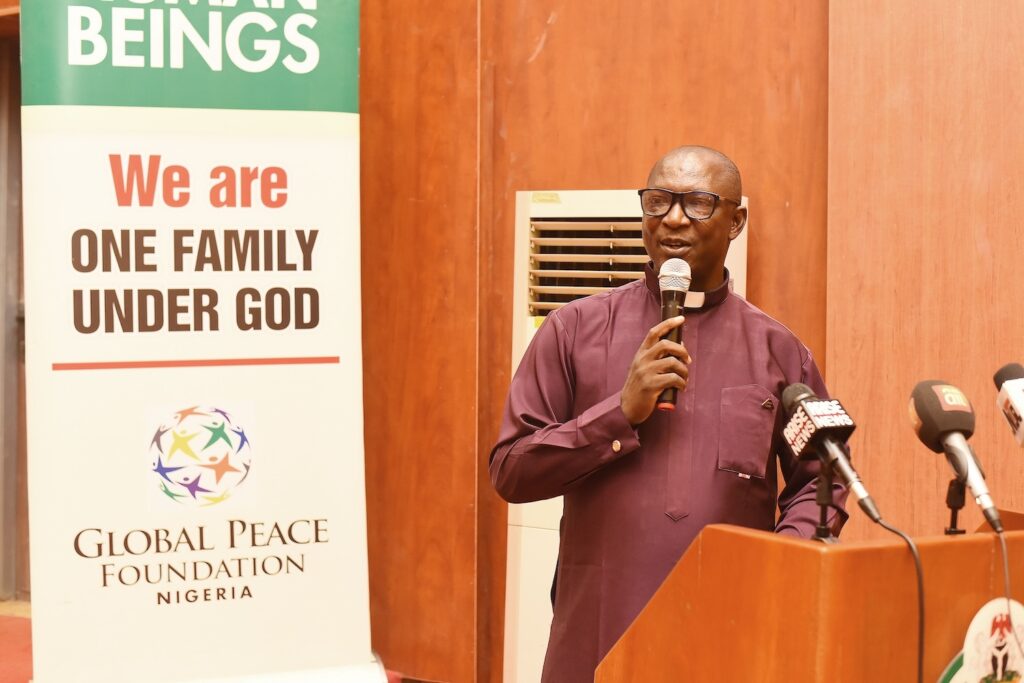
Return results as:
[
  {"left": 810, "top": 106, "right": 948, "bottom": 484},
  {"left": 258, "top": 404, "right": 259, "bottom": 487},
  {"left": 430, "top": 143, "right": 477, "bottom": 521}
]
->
[
  {"left": 782, "top": 383, "right": 817, "bottom": 415},
  {"left": 658, "top": 258, "right": 692, "bottom": 293},
  {"left": 909, "top": 380, "right": 975, "bottom": 452}
]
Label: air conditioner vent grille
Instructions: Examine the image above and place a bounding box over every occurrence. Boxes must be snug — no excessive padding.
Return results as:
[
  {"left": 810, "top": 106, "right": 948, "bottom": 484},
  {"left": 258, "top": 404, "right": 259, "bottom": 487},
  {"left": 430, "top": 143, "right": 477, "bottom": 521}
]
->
[{"left": 528, "top": 218, "right": 647, "bottom": 316}]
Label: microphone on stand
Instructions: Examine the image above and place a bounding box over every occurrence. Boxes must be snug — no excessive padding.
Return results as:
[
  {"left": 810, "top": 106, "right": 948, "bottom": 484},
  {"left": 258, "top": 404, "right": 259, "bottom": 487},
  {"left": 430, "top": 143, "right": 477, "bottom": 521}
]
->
[
  {"left": 783, "top": 387, "right": 922, "bottom": 681},
  {"left": 781, "top": 383, "right": 882, "bottom": 523},
  {"left": 909, "top": 380, "right": 1003, "bottom": 533},
  {"left": 656, "top": 258, "right": 691, "bottom": 411}
]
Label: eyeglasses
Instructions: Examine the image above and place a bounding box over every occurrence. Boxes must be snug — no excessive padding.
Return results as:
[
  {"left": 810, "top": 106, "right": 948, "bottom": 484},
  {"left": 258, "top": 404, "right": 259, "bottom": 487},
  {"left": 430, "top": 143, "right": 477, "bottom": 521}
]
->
[{"left": 637, "top": 188, "right": 740, "bottom": 220}]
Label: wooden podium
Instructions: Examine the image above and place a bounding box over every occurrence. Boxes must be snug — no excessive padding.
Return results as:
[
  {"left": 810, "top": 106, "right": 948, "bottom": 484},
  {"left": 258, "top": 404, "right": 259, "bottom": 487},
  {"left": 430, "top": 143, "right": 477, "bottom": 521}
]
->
[{"left": 595, "top": 524, "right": 1024, "bottom": 682}]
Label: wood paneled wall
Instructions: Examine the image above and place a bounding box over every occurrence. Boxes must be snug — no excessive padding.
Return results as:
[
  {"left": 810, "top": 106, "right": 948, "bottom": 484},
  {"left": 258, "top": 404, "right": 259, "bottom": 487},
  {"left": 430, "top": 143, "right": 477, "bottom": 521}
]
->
[
  {"left": 477, "top": 4, "right": 830, "bottom": 674},
  {"left": 13, "top": 0, "right": 1022, "bottom": 679},
  {"left": 366, "top": 1, "right": 831, "bottom": 680},
  {"left": 360, "top": 1, "right": 490, "bottom": 681},
  {"left": 0, "top": 35, "right": 22, "bottom": 600},
  {"left": 828, "top": 0, "right": 1024, "bottom": 540},
  {"left": 482, "top": 0, "right": 831, "bottom": 368},
  {"left": 5, "top": 0, "right": 830, "bottom": 671}
]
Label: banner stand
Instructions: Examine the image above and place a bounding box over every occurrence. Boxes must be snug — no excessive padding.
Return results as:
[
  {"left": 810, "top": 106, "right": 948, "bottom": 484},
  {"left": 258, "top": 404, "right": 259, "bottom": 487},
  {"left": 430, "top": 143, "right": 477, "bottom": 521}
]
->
[{"left": 21, "top": 3, "right": 381, "bottom": 681}]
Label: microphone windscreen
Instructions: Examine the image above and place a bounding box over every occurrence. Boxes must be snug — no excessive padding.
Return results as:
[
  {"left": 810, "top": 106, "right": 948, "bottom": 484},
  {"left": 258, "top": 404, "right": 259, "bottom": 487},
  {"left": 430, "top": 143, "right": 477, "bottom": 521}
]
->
[
  {"left": 782, "top": 383, "right": 817, "bottom": 415},
  {"left": 658, "top": 258, "right": 691, "bottom": 293},
  {"left": 994, "top": 363, "right": 1024, "bottom": 390},
  {"left": 909, "top": 380, "right": 975, "bottom": 453}
]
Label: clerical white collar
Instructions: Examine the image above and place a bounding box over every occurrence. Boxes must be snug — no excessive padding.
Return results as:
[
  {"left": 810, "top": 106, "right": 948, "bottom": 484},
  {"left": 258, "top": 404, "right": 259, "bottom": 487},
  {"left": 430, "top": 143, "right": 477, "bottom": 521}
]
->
[{"left": 683, "top": 291, "right": 706, "bottom": 309}]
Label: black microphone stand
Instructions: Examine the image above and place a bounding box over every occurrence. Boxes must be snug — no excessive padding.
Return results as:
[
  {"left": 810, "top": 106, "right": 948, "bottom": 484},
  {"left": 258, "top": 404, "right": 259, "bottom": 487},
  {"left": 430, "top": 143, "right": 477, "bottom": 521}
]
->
[
  {"left": 944, "top": 477, "right": 967, "bottom": 535},
  {"left": 814, "top": 459, "right": 839, "bottom": 544}
]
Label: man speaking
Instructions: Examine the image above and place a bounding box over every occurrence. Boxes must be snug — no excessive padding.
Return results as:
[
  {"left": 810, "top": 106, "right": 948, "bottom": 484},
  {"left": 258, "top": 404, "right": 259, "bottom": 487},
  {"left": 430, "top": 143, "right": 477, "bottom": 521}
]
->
[{"left": 489, "top": 146, "right": 848, "bottom": 682}]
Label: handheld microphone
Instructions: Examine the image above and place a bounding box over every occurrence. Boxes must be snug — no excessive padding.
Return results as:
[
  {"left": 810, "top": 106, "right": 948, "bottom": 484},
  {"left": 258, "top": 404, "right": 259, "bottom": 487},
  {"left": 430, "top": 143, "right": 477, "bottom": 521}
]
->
[
  {"left": 656, "top": 258, "right": 691, "bottom": 411},
  {"left": 781, "top": 383, "right": 882, "bottom": 523},
  {"left": 994, "top": 363, "right": 1024, "bottom": 446},
  {"left": 909, "top": 380, "right": 1003, "bottom": 533}
]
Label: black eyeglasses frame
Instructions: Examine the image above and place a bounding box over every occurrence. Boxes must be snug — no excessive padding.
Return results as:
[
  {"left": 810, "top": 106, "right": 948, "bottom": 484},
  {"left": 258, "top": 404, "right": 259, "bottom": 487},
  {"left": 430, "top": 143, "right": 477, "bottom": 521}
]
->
[{"left": 637, "top": 188, "right": 742, "bottom": 220}]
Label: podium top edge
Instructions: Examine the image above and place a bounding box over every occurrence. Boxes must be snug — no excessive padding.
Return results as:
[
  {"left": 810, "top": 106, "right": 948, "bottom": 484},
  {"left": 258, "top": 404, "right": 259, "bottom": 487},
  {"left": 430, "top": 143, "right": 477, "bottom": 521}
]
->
[{"left": 699, "top": 523, "right": 1024, "bottom": 554}]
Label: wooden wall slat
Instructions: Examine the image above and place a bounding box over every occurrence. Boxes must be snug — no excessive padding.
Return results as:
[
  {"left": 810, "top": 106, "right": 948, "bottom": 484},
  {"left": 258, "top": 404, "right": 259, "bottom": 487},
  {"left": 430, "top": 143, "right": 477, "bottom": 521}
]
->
[
  {"left": 0, "top": 36, "right": 23, "bottom": 599},
  {"left": 16, "top": 333, "right": 26, "bottom": 599},
  {"left": 0, "top": 4, "right": 18, "bottom": 38},
  {"left": 481, "top": 0, "right": 830, "bottom": 380},
  {"left": 828, "top": 0, "right": 1024, "bottom": 540},
  {"left": 360, "top": 1, "right": 482, "bottom": 681},
  {"left": 6, "top": 38, "right": 25, "bottom": 600},
  {"left": 476, "top": 13, "right": 505, "bottom": 680},
  {"left": 478, "top": 1, "right": 829, "bottom": 678}
]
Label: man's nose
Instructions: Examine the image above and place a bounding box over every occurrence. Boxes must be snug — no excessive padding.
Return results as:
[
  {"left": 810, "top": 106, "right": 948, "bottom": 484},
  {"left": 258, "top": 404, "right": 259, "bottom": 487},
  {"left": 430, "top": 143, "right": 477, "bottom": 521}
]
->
[{"left": 662, "top": 200, "right": 691, "bottom": 227}]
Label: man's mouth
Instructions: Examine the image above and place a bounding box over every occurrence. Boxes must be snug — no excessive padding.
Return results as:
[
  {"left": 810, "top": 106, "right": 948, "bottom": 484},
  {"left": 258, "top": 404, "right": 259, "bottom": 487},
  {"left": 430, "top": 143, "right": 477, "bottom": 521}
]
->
[{"left": 660, "top": 239, "right": 691, "bottom": 252}]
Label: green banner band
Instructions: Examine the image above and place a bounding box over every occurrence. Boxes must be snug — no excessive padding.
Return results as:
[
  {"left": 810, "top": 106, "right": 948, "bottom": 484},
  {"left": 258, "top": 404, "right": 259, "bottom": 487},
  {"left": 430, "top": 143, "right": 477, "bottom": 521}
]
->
[{"left": 21, "top": 0, "right": 358, "bottom": 113}]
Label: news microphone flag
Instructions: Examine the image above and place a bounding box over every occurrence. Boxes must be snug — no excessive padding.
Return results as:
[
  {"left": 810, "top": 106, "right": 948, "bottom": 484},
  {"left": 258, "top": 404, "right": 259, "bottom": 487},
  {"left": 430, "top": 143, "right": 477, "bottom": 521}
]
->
[
  {"left": 781, "top": 385, "right": 856, "bottom": 460},
  {"left": 781, "top": 384, "right": 881, "bottom": 523}
]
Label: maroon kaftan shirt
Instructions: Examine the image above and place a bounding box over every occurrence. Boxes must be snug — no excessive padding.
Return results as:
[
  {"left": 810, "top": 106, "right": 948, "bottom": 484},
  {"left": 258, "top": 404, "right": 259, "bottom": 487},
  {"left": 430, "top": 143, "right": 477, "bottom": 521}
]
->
[{"left": 489, "top": 266, "right": 848, "bottom": 682}]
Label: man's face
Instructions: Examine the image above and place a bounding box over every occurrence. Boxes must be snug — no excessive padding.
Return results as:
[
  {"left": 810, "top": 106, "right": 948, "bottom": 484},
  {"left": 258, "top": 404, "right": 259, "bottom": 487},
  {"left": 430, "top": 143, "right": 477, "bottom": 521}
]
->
[{"left": 641, "top": 152, "right": 746, "bottom": 291}]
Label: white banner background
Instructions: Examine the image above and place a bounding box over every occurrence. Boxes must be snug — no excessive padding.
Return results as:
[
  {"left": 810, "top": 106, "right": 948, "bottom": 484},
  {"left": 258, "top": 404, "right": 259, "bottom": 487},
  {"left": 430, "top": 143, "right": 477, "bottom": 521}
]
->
[{"left": 23, "top": 106, "right": 378, "bottom": 682}]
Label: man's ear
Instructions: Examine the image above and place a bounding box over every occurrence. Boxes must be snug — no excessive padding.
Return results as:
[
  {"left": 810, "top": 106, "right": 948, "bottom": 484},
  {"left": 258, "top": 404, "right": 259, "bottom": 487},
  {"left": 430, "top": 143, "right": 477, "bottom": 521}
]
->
[{"left": 728, "top": 205, "right": 748, "bottom": 241}]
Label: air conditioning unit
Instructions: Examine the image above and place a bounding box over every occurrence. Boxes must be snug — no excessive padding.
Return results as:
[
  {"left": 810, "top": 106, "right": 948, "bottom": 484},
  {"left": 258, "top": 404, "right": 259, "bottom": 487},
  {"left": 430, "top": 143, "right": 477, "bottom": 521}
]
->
[{"left": 503, "top": 189, "right": 748, "bottom": 683}]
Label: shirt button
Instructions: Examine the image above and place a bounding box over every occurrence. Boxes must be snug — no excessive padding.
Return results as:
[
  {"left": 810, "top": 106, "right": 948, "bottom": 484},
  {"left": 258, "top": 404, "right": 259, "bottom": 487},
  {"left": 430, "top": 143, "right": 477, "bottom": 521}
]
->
[{"left": 612, "top": 440, "right": 622, "bottom": 453}]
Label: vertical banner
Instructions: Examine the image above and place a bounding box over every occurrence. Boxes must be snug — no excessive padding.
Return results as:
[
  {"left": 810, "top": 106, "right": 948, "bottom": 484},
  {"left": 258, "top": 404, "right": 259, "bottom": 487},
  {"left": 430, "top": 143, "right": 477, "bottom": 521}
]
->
[{"left": 20, "top": 2, "right": 381, "bottom": 682}]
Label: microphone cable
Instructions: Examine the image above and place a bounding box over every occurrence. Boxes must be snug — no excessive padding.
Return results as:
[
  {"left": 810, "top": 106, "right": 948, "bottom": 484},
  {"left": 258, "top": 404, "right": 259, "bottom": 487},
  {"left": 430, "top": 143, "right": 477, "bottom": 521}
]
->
[
  {"left": 875, "top": 517, "right": 924, "bottom": 683},
  {"left": 782, "top": 384, "right": 921, "bottom": 679},
  {"left": 993, "top": 364, "right": 1024, "bottom": 657},
  {"left": 996, "top": 530, "right": 1024, "bottom": 660}
]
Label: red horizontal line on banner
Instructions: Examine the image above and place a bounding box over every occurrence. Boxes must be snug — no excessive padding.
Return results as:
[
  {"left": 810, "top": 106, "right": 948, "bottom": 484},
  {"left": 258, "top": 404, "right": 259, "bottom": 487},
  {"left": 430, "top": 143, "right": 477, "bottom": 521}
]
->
[{"left": 52, "top": 356, "right": 341, "bottom": 371}]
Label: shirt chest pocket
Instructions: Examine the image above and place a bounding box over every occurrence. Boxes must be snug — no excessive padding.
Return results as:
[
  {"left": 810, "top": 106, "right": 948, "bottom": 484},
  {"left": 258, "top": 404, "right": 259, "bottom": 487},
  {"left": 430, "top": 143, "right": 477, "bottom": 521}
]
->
[{"left": 717, "top": 385, "right": 778, "bottom": 479}]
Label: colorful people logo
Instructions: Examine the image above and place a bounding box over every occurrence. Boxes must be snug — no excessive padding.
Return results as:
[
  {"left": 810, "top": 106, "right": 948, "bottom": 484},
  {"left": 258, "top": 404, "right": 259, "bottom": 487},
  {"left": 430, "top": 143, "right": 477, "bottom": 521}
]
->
[{"left": 149, "top": 406, "right": 252, "bottom": 507}]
